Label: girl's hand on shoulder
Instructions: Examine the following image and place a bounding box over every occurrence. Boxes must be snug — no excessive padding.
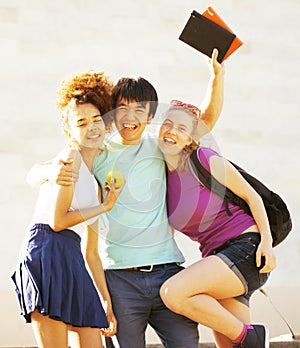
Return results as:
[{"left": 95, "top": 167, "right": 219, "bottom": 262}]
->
[{"left": 256, "top": 240, "right": 276, "bottom": 273}]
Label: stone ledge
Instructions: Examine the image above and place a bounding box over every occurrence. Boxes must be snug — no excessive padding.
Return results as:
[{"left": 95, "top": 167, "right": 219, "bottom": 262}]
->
[
  {"left": 3, "top": 337, "right": 300, "bottom": 348},
  {"left": 146, "top": 341, "right": 300, "bottom": 348},
  {"left": 144, "top": 334, "right": 300, "bottom": 347},
  {"left": 4, "top": 343, "right": 300, "bottom": 348}
]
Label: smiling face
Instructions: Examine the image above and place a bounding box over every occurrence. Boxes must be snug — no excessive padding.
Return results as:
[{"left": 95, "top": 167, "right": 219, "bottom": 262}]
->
[
  {"left": 114, "top": 98, "right": 152, "bottom": 145},
  {"left": 158, "top": 109, "right": 195, "bottom": 157},
  {"left": 64, "top": 102, "right": 105, "bottom": 149}
]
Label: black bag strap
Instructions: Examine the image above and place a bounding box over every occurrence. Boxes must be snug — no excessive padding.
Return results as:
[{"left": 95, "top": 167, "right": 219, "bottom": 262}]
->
[
  {"left": 189, "top": 149, "right": 251, "bottom": 216},
  {"left": 189, "top": 148, "right": 293, "bottom": 247}
]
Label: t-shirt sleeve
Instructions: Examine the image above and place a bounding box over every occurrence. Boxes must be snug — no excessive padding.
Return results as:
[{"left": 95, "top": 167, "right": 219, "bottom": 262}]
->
[
  {"left": 197, "top": 147, "right": 221, "bottom": 173},
  {"left": 92, "top": 147, "right": 108, "bottom": 178}
]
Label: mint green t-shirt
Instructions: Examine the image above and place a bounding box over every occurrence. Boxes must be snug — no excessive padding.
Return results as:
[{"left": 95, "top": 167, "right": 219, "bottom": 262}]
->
[{"left": 93, "top": 131, "right": 184, "bottom": 269}]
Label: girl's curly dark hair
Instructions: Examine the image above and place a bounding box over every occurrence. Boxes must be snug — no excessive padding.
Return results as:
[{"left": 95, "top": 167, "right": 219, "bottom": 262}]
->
[{"left": 57, "top": 70, "right": 114, "bottom": 131}]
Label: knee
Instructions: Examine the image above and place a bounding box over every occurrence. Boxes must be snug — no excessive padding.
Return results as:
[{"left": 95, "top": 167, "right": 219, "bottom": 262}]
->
[{"left": 160, "top": 280, "right": 184, "bottom": 314}]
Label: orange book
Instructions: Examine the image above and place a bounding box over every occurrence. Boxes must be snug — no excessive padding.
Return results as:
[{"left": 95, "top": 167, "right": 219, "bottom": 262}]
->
[
  {"left": 179, "top": 7, "right": 243, "bottom": 62},
  {"left": 202, "top": 6, "right": 243, "bottom": 61}
]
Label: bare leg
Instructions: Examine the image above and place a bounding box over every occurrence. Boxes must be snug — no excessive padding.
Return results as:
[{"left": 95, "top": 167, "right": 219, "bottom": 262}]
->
[
  {"left": 213, "top": 298, "right": 250, "bottom": 348},
  {"left": 31, "top": 309, "right": 68, "bottom": 348},
  {"left": 68, "top": 326, "right": 103, "bottom": 348},
  {"left": 160, "top": 256, "right": 246, "bottom": 341}
]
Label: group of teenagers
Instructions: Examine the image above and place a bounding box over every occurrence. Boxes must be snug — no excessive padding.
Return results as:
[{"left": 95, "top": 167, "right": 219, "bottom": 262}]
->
[{"left": 12, "top": 49, "right": 276, "bottom": 348}]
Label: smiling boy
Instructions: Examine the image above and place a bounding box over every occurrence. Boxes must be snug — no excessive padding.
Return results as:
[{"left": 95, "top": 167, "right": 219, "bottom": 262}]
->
[{"left": 91, "top": 50, "right": 224, "bottom": 348}]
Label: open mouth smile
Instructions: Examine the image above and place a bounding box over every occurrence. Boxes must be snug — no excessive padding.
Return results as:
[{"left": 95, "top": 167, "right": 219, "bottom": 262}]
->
[
  {"left": 123, "top": 123, "right": 138, "bottom": 130},
  {"left": 163, "top": 136, "right": 176, "bottom": 145},
  {"left": 87, "top": 134, "right": 101, "bottom": 139}
]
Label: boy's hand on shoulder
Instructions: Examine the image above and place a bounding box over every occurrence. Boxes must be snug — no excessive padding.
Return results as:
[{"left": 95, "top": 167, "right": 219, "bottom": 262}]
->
[{"left": 51, "top": 148, "right": 80, "bottom": 186}]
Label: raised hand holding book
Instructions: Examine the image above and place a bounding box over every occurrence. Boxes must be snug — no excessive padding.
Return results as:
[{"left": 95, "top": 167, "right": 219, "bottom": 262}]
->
[{"left": 179, "top": 7, "right": 243, "bottom": 62}]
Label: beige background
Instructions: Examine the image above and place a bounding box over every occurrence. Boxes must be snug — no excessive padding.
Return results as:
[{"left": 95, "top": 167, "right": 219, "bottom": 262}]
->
[{"left": 0, "top": 0, "right": 299, "bottom": 346}]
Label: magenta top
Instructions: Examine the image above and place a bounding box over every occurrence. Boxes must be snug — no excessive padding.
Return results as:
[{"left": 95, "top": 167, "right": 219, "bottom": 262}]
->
[{"left": 167, "top": 147, "right": 256, "bottom": 257}]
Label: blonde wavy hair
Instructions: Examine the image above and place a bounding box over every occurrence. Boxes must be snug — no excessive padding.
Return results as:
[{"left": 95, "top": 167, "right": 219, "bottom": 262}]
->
[{"left": 165, "top": 106, "right": 200, "bottom": 173}]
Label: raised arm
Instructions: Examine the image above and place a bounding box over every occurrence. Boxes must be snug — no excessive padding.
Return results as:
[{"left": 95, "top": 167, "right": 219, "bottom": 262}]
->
[{"left": 197, "top": 48, "right": 225, "bottom": 135}]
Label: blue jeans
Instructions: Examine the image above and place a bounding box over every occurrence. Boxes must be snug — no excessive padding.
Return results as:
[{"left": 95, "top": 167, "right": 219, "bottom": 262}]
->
[
  {"left": 105, "top": 263, "right": 199, "bottom": 348},
  {"left": 213, "top": 232, "right": 270, "bottom": 306}
]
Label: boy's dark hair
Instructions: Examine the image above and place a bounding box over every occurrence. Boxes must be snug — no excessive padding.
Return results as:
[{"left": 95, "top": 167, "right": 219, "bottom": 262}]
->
[{"left": 112, "top": 77, "right": 158, "bottom": 118}]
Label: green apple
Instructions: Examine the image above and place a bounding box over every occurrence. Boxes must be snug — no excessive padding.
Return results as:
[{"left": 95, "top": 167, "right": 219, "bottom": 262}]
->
[{"left": 106, "top": 169, "right": 125, "bottom": 189}]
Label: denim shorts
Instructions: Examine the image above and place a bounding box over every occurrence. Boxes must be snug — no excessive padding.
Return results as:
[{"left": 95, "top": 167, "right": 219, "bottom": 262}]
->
[{"left": 212, "top": 232, "right": 270, "bottom": 306}]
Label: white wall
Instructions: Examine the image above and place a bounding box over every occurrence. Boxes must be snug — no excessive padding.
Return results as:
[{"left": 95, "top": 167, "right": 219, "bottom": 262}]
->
[{"left": 0, "top": 0, "right": 299, "bottom": 346}]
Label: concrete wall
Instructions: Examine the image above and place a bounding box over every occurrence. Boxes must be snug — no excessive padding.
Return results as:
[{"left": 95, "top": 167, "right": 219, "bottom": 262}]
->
[{"left": 0, "top": 0, "right": 299, "bottom": 346}]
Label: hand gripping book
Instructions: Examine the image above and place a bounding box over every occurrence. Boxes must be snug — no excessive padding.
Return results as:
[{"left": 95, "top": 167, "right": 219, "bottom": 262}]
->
[
  {"left": 179, "top": 7, "right": 243, "bottom": 63},
  {"left": 202, "top": 7, "right": 243, "bottom": 61}
]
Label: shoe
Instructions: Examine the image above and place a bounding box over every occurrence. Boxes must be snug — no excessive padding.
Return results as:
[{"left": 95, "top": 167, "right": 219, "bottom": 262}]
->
[{"left": 233, "top": 324, "right": 269, "bottom": 348}]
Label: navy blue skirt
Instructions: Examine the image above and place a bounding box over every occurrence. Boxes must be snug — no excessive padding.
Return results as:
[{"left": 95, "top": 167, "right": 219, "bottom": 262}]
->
[{"left": 11, "top": 223, "right": 108, "bottom": 328}]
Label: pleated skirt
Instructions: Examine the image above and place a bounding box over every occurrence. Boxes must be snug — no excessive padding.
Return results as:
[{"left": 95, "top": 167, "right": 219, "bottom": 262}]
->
[{"left": 11, "top": 223, "right": 108, "bottom": 328}]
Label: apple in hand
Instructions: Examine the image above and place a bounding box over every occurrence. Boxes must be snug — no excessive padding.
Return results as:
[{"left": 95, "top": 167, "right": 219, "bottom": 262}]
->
[{"left": 106, "top": 169, "right": 125, "bottom": 189}]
